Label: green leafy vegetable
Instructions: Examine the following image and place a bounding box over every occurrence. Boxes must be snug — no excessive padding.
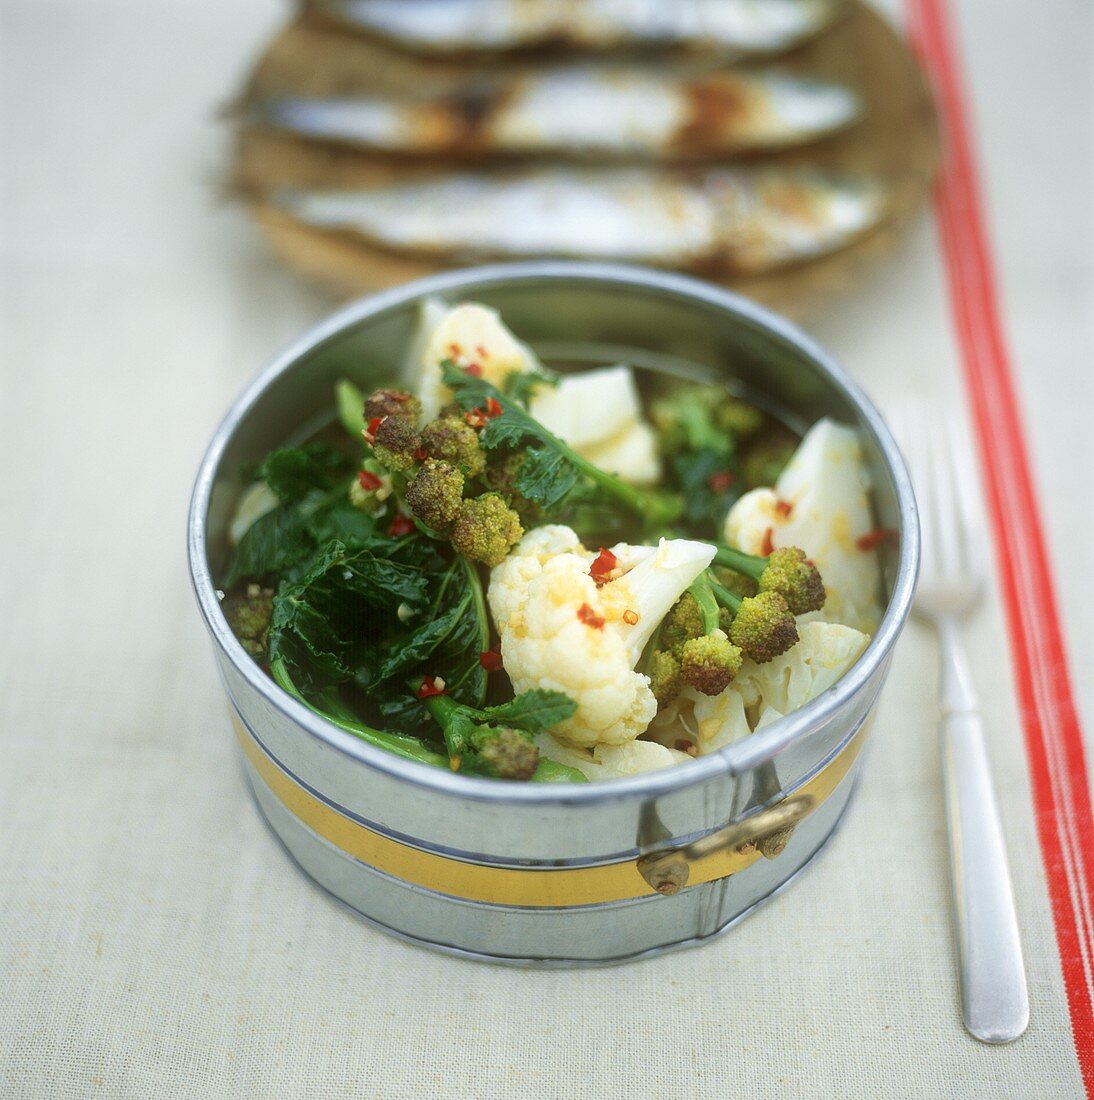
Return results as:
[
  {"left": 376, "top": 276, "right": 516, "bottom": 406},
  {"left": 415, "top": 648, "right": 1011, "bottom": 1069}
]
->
[
  {"left": 504, "top": 369, "right": 558, "bottom": 407},
  {"left": 421, "top": 689, "right": 583, "bottom": 781},
  {"left": 441, "top": 362, "right": 681, "bottom": 526},
  {"left": 257, "top": 444, "right": 353, "bottom": 502},
  {"left": 268, "top": 540, "right": 430, "bottom": 688},
  {"left": 365, "top": 557, "right": 488, "bottom": 703},
  {"left": 225, "top": 504, "right": 318, "bottom": 588},
  {"left": 474, "top": 690, "right": 578, "bottom": 734},
  {"left": 336, "top": 379, "right": 367, "bottom": 437}
]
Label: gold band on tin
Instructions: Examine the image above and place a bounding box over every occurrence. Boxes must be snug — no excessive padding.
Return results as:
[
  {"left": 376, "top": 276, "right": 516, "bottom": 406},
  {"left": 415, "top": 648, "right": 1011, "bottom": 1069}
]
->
[{"left": 234, "top": 716, "right": 866, "bottom": 908}]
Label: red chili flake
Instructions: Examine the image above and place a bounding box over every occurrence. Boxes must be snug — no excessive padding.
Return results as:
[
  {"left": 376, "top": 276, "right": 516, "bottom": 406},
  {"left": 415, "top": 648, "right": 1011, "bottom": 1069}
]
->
[
  {"left": 463, "top": 363, "right": 484, "bottom": 378},
  {"left": 413, "top": 447, "right": 429, "bottom": 461},
  {"left": 357, "top": 470, "right": 381, "bottom": 491},
  {"left": 364, "top": 416, "right": 384, "bottom": 444},
  {"left": 388, "top": 512, "right": 415, "bottom": 537},
  {"left": 447, "top": 342, "right": 462, "bottom": 357},
  {"left": 761, "top": 527, "right": 775, "bottom": 557},
  {"left": 464, "top": 408, "right": 487, "bottom": 429},
  {"left": 623, "top": 609, "right": 639, "bottom": 626},
  {"left": 856, "top": 528, "right": 899, "bottom": 551},
  {"left": 475, "top": 344, "right": 489, "bottom": 359},
  {"left": 479, "top": 650, "right": 504, "bottom": 672},
  {"left": 589, "top": 547, "right": 618, "bottom": 583},
  {"left": 577, "top": 603, "right": 606, "bottom": 629},
  {"left": 775, "top": 499, "right": 794, "bottom": 518},
  {"left": 417, "top": 676, "right": 446, "bottom": 699},
  {"left": 707, "top": 471, "right": 736, "bottom": 493},
  {"left": 484, "top": 396, "right": 503, "bottom": 418}
]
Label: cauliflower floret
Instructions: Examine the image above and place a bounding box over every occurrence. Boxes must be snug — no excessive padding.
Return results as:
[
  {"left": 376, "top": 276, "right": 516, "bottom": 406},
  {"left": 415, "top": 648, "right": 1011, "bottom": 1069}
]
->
[
  {"left": 405, "top": 300, "right": 661, "bottom": 484},
  {"left": 730, "top": 620, "right": 870, "bottom": 717},
  {"left": 488, "top": 524, "right": 585, "bottom": 627},
  {"left": 488, "top": 526, "right": 714, "bottom": 748},
  {"left": 528, "top": 364, "right": 641, "bottom": 449},
  {"left": 536, "top": 733, "right": 692, "bottom": 781},
  {"left": 647, "top": 683, "right": 751, "bottom": 756},
  {"left": 406, "top": 298, "right": 543, "bottom": 423},
  {"left": 495, "top": 555, "right": 654, "bottom": 746},
  {"left": 580, "top": 420, "right": 661, "bottom": 486},
  {"left": 725, "top": 418, "right": 882, "bottom": 633}
]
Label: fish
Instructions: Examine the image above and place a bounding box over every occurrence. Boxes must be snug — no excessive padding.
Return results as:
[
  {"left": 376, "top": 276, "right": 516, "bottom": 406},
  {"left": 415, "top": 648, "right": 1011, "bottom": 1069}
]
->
[
  {"left": 269, "top": 166, "right": 886, "bottom": 276},
  {"left": 308, "top": 0, "right": 845, "bottom": 56},
  {"left": 249, "top": 66, "right": 860, "bottom": 159}
]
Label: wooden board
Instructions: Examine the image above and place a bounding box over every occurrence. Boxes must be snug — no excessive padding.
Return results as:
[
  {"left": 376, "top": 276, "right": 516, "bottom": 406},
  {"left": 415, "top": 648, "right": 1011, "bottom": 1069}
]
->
[{"left": 231, "top": 1, "right": 939, "bottom": 320}]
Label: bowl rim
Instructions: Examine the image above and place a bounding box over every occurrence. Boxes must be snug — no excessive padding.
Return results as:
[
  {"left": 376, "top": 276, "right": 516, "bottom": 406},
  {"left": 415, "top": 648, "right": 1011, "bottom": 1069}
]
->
[{"left": 188, "top": 261, "right": 919, "bottom": 806}]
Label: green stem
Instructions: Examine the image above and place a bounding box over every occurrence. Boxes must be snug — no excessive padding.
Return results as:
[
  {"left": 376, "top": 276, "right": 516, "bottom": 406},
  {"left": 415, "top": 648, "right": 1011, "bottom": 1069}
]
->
[
  {"left": 421, "top": 687, "right": 588, "bottom": 783},
  {"left": 563, "top": 445, "right": 682, "bottom": 527},
  {"left": 422, "top": 692, "right": 469, "bottom": 758},
  {"left": 688, "top": 576, "right": 722, "bottom": 634},
  {"left": 271, "top": 659, "right": 448, "bottom": 768},
  {"left": 708, "top": 578, "right": 743, "bottom": 615},
  {"left": 713, "top": 544, "right": 765, "bottom": 580}
]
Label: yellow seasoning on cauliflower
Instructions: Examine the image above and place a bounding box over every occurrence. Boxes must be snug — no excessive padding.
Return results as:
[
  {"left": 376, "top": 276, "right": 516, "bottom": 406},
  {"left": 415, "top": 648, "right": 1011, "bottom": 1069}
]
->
[{"left": 488, "top": 526, "right": 714, "bottom": 747}]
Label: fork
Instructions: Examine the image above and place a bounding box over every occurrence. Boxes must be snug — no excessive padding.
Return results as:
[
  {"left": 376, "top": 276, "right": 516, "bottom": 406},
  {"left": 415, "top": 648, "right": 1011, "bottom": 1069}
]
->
[{"left": 904, "top": 408, "right": 1029, "bottom": 1044}]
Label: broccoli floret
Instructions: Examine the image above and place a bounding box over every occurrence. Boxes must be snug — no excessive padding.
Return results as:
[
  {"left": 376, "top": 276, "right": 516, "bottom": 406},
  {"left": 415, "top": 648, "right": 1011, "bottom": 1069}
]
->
[
  {"left": 418, "top": 688, "right": 579, "bottom": 782},
  {"left": 647, "top": 648, "right": 684, "bottom": 706},
  {"left": 481, "top": 451, "right": 543, "bottom": 522},
  {"left": 371, "top": 414, "right": 421, "bottom": 472},
  {"left": 725, "top": 590, "right": 799, "bottom": 664},
  {"left": 223, "top": 584, "right": 273, "bottom": 658},
  {"left": 364, "top": 388, "right": 422, "bottom": 423},
  {"left": 449, "top": 493, "right": 523, "bottom": 567},
  {"left": 419, "top": 415, "right": 486, "bottom": 477},
  {"left": 714, "top": 544, "right": 824, "bottom": 616},
  {"left": 405, "top": 459, "right": 464, "bottom": 532},
  {"left": 758, "top": 546, "right": 825, "bottom": 615},
  {"left": 472, "top": 726, "right": 539, "bottom": 781},
  {"left": 680, "top": 632, "right": 743, "bottom": 696},
  {"left": 659, "top": 592, "right": 705, "bottom": 653}
]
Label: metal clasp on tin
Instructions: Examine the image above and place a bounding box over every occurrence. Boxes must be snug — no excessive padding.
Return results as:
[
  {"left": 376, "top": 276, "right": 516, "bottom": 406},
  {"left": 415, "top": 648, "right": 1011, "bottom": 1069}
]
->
[{"left": 637, "top": 794, "right": 816, "bottom": 897}]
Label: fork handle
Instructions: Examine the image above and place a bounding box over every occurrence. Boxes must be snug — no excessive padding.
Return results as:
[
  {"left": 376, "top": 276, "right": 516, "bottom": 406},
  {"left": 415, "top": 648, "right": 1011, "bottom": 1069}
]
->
[{"left": 939, "top": 624, "right": 1029, "bottom": 1042}]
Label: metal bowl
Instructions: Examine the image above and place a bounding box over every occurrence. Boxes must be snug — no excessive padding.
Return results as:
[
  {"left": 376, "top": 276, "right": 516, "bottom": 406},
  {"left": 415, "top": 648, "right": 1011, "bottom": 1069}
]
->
[{"left": 188, "top": 262, "right": 918, "bottom": 965}]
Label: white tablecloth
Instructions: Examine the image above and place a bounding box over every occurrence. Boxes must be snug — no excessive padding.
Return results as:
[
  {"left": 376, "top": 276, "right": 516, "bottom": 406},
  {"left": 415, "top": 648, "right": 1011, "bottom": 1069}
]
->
[{"left": 2, "top": 1, "right": 1092, "bottom": 1096}]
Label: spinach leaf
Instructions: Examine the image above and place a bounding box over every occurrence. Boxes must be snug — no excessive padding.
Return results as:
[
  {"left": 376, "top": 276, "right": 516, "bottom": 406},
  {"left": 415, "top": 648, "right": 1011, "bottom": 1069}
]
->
[
  {"left": 257, "top": 444, "right": 353, "bottom": 502},
  {"left": 476, "top": 690, "right": 576, "bottom": 734},
  {"left": 225, "top": 493, "right": 400, "bottom": 588},
  {"left": 368, "top": 556, "right": 489, "bottom": 734},
  {"left": 504, "top": 370, "right": 558, "bottom": 407},
  {"left": 224, "top": 504, "right": 316, "bottom": 588},
  {"left": 304, "top": 498, "right": 381, "bottom": 547},
  {"left": 672, "top": 448, "right": 742, "bottom": 533},
  {"left": 514, "top": 446, "right": 580, "bottom": 510},
  {"left": 268, "top": 540, "right": 430, "bottom": 688}
]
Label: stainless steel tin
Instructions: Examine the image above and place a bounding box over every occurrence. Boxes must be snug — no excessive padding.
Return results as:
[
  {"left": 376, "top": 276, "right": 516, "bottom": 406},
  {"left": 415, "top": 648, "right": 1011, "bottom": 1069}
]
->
[{"left": 188, "top": 262, "right": 918, "bottom": 965}]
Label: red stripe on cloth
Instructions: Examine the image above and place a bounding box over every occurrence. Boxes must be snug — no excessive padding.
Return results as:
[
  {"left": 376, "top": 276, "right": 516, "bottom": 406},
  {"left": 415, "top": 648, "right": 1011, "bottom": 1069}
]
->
[{"left": 904, "top": 0, "right": 1094, "bottom": 1081}]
